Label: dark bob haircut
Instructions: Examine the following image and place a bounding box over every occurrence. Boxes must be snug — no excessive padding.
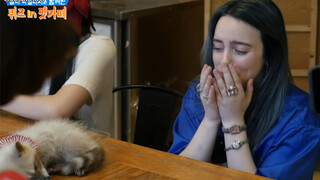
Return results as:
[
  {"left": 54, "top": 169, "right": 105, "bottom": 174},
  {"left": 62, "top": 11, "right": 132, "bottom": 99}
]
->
[{"left": 1, "top": 2, "right": 79, "bottom": 105}]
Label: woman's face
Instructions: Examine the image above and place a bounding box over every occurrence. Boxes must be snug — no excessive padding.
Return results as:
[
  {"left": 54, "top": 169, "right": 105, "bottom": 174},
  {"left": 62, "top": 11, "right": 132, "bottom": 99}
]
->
[{"left": 212, "top": 15, "right": 264, "bottom": 87}]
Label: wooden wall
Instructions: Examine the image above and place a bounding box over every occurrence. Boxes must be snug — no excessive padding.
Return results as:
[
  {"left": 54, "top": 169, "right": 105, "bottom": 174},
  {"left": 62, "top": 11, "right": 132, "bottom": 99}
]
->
[
  {"left": 204, "top": 0, "right": 319, "bottom": 93},
  {"left": 318, "top": 0, "right": 320, "bottom": 66}
]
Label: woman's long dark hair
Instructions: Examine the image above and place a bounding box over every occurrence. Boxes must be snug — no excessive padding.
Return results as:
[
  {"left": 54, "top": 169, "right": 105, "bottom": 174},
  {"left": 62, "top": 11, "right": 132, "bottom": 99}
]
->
[{"left": 202, "top": 0, "right": 292, "bottom": 150}]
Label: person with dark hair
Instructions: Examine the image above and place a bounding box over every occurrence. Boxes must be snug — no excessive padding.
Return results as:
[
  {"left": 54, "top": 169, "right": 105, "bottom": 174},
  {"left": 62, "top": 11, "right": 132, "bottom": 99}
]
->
[
  {"left": 168, "top": 0, "right": 320, "bottom": 179},
  {"left": 0, "top": 1, "right": 79, "bottom": 105},
  {"left": 1, "top": 0, "right": 116, "bottom": 136}
]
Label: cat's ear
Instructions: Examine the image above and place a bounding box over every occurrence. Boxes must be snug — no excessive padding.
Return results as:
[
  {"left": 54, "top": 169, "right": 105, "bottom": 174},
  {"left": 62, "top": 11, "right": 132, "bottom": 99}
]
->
[{"left": 15, "top": 142, "right": 25, "bottom": 157}]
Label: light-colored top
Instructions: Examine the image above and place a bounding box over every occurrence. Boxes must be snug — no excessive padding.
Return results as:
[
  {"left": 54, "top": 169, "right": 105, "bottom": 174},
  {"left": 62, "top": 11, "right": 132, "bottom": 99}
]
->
[{"left": 38, "top": 34, "right": 116, "bottom": 137}]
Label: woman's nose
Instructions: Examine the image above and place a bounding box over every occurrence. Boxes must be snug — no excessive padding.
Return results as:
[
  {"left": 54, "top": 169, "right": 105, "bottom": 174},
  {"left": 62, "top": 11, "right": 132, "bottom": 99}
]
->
[{"left": 221, "top": 52, "right": 232, "bottom": 64}]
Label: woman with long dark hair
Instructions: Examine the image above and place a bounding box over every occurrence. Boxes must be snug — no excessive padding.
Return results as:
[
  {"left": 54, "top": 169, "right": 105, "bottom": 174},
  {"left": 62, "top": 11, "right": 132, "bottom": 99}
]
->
[{"left": 169, "top": 1, "right": 320, "bottom": 179}]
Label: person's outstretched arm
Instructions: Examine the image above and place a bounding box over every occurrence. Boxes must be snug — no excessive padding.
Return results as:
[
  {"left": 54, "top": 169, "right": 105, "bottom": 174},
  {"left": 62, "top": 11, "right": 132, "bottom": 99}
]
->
[{"left": 1, "top": 84, "right": 91, "bottom": 120}]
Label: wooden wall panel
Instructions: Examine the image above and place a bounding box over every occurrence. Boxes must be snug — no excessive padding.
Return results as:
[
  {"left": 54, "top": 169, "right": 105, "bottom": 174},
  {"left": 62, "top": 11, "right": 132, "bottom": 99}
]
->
[
  {"left": 273, "top": 0, "right": 311, "bottom": 25},
  {"left": 208, "top": 0, "right": 312, "bottom": 25},
  {"left": 209, "top": 0, "right": 228, "bottom": 12},
  {"left": 293, "top": 77, "right": 309, "bottom": 93},
  {"left": 318, "top": 1, "right": 320, "bottom": 65},
  {"left": 287, "top": 32, "right": 311, "bottom": 69}
]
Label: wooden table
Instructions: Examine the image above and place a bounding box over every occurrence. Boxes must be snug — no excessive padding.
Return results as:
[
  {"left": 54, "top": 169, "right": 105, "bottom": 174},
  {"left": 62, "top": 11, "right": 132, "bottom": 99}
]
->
[{"left": 0, "top": 111, "right": 270, "bottom": 180}]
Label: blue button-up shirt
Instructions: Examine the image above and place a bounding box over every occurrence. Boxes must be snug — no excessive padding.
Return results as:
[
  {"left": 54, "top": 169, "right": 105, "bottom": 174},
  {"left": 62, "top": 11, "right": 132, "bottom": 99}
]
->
[{"left": 169, "top": 82, "right": 320, "bottom": 180}]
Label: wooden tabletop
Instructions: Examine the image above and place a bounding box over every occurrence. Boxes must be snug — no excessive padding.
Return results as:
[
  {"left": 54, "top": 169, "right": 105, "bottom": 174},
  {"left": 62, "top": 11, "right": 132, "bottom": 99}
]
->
[{"left": 0, "top": 110, "right": 270, "bottom": 180}]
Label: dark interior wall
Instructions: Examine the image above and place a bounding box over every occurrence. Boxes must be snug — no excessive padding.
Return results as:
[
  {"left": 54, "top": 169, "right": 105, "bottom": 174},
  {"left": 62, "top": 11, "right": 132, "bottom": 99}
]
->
[{"left": 130, "top": 4, "right": 204, "bottom": 94}]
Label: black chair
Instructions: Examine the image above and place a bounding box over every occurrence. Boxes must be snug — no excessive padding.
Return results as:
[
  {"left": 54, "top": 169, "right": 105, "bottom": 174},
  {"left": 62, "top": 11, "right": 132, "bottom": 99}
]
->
[{"left": 113, "top": 85, "right": 184, "bottom": 151}]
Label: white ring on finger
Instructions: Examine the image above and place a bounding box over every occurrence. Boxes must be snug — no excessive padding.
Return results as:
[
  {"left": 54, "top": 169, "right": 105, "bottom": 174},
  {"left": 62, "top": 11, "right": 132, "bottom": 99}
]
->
[
  {"left": 196, "top": 83, "right": 203, "bottom": 93},
  {"left": 202, "top": 94, "right": 209, "bottom": 100}
]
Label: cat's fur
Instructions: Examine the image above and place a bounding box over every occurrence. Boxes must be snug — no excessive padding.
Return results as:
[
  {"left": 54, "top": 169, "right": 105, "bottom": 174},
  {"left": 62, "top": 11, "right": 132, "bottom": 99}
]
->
[{"left": 0, "top": 119, "right": 104, "bottom": 179}]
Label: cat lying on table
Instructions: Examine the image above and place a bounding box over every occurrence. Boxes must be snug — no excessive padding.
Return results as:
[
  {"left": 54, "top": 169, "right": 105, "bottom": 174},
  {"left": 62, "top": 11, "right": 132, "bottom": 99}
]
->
[{"left": 0, "top": 119, "right": 104, "bottom": 180}]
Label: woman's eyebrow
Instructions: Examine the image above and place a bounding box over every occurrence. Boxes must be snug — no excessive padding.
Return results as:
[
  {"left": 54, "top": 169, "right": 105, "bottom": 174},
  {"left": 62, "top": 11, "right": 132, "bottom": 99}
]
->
[
  {"left": 213, "top": 39, "right": 252, "bottom": 47},
  {"left": 231, "top": 41, "right": 252, "bottom": 47},
  {"left": 213, "top": 39, "right": 222, "bottom": 43}
]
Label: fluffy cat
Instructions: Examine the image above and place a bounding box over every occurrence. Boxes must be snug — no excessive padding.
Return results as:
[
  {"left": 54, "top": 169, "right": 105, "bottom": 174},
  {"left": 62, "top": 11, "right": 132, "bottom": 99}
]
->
[{"left": 0, "top": 119, "right": 104, "bottom": 179}]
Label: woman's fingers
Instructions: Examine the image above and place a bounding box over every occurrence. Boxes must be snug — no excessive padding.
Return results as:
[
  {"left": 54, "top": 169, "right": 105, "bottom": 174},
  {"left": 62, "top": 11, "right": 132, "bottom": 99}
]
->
[
  {"left": 214, "top": 64, "right": 245, "bottom": 98},
  {"left": 202, "top": 75, "right": 212, "bottom": 100},
  {"left": 245, "top": 78, "right": 254, "bottom": 103},
  {"left": 208, "top": 85, "right": 215, "bottom": 101},
  {"left": 199, "top": 64, "right": 213, "bottom": 97},
  {"left": 200, "top": 65, "right": 211, "bottom": 88},
  {"left": 222, "top": 63, "right": 235, "bottom": 89},
  {"left": 228, "top": 64, "right": 242, "bottom": 92},
  {"left": 213, "top": 69, "right": 226, "bottom": 98},
  {"left": 212, "top": 77, "right": 221, "bottom": 99},
  {"left": 200, "top": 64, "right": 207, "bottom": 88}
]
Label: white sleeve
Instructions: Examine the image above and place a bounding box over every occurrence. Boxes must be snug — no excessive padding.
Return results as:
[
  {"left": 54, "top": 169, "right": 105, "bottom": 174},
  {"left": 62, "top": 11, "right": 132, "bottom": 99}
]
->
[{"left": 63, "top": 35, "right": 116, "bottom": 102}]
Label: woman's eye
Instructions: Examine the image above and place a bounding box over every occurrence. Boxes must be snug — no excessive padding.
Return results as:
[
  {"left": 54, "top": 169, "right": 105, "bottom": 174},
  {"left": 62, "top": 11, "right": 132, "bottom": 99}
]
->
[
  {"left": 213, "top": 47, "right": 223, "bottom": 52},
  {"left": 234, "top": 49, "right": 248, "bottom": 55}
]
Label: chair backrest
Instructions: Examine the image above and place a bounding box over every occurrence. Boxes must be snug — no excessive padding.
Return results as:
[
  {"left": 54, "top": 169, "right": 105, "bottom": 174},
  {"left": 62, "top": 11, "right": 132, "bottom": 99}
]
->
[{"left": 113, "top": 85, "right": 184, "bottom": 151}]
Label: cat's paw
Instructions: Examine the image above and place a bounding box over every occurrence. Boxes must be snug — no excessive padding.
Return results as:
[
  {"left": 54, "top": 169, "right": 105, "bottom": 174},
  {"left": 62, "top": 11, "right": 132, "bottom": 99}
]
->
[
  {"left": 75, "top": 169, "right": 86, "bottom": 176},
  {"left": 47, "top": 163, "right": 65, "bottom": 173}
]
